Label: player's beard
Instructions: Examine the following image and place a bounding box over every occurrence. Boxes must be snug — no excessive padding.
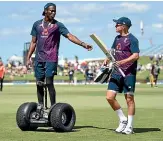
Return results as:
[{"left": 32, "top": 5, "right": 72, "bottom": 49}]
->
[{"left": 50, "top": 14, "right": 55, "bottom": 20}]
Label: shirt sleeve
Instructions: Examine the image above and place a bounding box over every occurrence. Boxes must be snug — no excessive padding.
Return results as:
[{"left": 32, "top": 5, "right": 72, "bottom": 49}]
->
[
  {"left": 130, "top": 37, "right": 140, "bottom": 53},
  {"left": 111, "top": 37, "right": 117, "bottom": 49},
  {"left": 58, "top": 22, "right": 69, "bottom": 37},
  {"left": 30, "top": 22, "right": 37, "bottom": 37}
]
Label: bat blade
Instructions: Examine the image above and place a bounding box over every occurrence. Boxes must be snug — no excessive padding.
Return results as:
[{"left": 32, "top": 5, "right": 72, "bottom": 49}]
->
[
  {"left": 90, "top": 34, "right": 110, "bottom": 58},
  {"left": 90, "top": 33, "right": 125, "bottom": 77}
]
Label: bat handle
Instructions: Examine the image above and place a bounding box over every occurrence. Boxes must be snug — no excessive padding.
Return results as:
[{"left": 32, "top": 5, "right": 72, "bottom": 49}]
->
[
  {"left": 109, "top": 52, "right": 125, "bottom": 77},
  {"left": 118, "top": 68, "right": 126, "bottom": 77}
]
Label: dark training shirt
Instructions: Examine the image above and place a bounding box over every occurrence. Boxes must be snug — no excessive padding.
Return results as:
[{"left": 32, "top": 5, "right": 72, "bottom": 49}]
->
[
  {"left": 31, "top": 19, "right": 69, "bottom": 62},
  {"left": 111, "top": 33, "right": 140, "bottom": 76}
]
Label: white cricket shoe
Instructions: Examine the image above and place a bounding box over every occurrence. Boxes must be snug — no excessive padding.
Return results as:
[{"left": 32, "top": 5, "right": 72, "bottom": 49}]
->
[
  {"left": 122, "top": 126, "right": 134, "bottom": 134},
  {"left": 115, "top": 120, "right": 127, "bottom": 133}
]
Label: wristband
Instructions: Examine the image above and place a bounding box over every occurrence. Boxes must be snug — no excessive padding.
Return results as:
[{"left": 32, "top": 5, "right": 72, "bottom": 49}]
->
[{"left": 81, "top": 42, "right": 85, "bottom": 46}]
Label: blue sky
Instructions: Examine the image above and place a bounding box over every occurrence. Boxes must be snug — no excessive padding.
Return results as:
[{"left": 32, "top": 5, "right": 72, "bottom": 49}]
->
[{"left": 1, "top": 1, "right": 163, "bottom": 63}]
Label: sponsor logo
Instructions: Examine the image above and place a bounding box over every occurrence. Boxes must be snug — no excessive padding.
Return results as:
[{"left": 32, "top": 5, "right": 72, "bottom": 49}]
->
[{"left": 116, "top": 43, "right": 121, "bottom": 50}]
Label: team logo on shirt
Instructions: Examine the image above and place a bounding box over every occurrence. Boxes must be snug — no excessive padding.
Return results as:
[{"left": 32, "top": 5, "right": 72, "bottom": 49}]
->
[
  {"left": 41, "top": 24, "right": 57, "bottom": 38},
  {"left": 42, "top": 28, "right": 49, "bottom": 36},
  {"left": 124, "top": 38, "right": 128, "bottom": 43},
  {"left": 116, "top": 43, "right": 121, "bottom": 50}
]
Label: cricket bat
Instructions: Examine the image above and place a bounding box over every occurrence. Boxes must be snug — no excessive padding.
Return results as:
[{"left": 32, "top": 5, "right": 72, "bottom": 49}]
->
[{"left": 90, "top": 34, "right": 125, "bottom": 77}]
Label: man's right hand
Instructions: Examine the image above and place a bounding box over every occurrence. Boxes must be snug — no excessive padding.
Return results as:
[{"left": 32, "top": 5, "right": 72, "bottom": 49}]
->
[
  {"left": 102, "top": 58, "right": 109, "bottom": 66},
  {"left": 26, "top": 58, "right": 31, "bottom": 69}
]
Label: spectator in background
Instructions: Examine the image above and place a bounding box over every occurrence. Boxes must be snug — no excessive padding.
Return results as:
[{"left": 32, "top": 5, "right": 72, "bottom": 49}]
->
[
  {"left": 74, "top": 61, "right": 79, "bottom": 71},
  {"left": 68, "top": 68, "right": 74, "bottom": 84},
  {"left": 88, "top": 68, "right": 94, "bottom": 83},
  {"left": 150, "top": 61, "right": 160, "bottom": 87},
  {"left": 63, "top": 59, "right": 69, "bottom": 76},
  {"left": 0, "top": 58, "right": 5, "bottom": 91},
  {"left": 84, "top": 68, "right": 89, "bottom": 85},
  {"left": 150, "top": 68, "right": 154, "bottom": 87}
]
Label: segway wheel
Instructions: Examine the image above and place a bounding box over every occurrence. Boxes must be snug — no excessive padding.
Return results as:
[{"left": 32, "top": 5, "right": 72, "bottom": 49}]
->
[
  {"left": 50, "top": 103, "right": 76, "bottom": 132},
  {"left": 16, "top": 102, "right": 38, "bottom": 131}
]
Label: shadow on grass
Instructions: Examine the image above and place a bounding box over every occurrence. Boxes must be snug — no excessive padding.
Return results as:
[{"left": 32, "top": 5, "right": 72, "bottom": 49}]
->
[
  {"left": 34, "top": 128, "right": 79, "bottom": 133},
  {"left": 134, "top": 128, "right": 161, "bottom": 133},
  {"left": 31, "top": 127, "right": 161, "bottom": 133},
  {"left": 108, "top": 128, "right": 161, "bottom": 133},
  {"left": 34, "top": 128, "right": 55, "bottom": 132},
  {"left": 30, "top": 126, "right": 108, "bottom": 133},
  {"left": 74, "top": 126, "right": 108, "bottom": 130}
]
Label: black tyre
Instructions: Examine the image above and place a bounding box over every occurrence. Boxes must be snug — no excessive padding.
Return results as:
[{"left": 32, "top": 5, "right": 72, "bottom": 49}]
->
[
  {"left": 50, "top": 103, "right": 76, "bottom": 132},
  {"left": 16, "top": 102, "right": 38, "bottom": 131}
]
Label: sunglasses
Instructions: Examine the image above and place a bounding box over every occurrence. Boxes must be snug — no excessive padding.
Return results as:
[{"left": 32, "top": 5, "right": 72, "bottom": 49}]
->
[{"left": 115, "top": 24, "right": 123, "bottom": 27}]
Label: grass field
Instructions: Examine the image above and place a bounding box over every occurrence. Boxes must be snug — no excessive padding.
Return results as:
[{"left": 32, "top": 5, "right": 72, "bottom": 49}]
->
[{"left": 0, "top": 84, "right": 163, "bottom": 141}]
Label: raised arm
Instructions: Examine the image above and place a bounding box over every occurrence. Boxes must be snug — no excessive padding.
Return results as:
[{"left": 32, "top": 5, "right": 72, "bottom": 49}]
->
[{"left": 66, "top": 33, "right": 93, "bottom": 51}]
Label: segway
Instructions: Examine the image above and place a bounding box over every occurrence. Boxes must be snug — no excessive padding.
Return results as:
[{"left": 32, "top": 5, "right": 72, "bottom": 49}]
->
[{"left": 16, "top": 81, "right": 76, "bottom": 132}]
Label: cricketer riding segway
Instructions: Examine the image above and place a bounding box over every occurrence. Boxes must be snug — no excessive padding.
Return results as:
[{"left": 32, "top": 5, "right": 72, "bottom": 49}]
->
[{"left": 16, "top": 81, "right": 76, "bottom": 132}]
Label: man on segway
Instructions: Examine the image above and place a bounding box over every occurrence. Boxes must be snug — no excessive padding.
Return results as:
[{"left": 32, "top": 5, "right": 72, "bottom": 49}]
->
[
  {"left": 16, "top": 2, "right": 92, "bottom": 132},
  {"left": 26, "top": 3, "right": 93, "bottom": 113}
]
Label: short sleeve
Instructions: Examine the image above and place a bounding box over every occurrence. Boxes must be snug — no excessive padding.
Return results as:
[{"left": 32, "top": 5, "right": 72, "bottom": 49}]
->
[
  {"left": 30, "top": 22, "right": 37, "bottom": 37},
  {"left": 111, "top": 37, "right": 117, "bottom": 49},
  {"left": 130, "top": 36, "right": 140, "bottom": 53},
  {"left": 58, "top": 22, "right": 69, "bottom": 36}
]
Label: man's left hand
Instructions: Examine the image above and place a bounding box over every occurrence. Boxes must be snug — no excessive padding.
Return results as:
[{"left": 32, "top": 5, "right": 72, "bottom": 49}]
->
[
  {"left": 113, "top": 60, "right": 126, "bottom": 67},
  {"left": 116, "top": 60, "right": 126, "bottom": 66}
]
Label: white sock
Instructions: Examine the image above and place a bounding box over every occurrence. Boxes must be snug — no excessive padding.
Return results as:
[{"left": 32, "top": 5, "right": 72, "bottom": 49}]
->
[
  {"left": 115, "top": 108, "right": 127, "bottom": 122},
  {"left": 127, "top": 115, "right": 134, "bottom": 128}
]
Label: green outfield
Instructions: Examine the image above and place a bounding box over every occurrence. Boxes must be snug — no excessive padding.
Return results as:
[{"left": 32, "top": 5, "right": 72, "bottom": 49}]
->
[{"left": 0, "top": 84, "right": 163, "bottom": 141}]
